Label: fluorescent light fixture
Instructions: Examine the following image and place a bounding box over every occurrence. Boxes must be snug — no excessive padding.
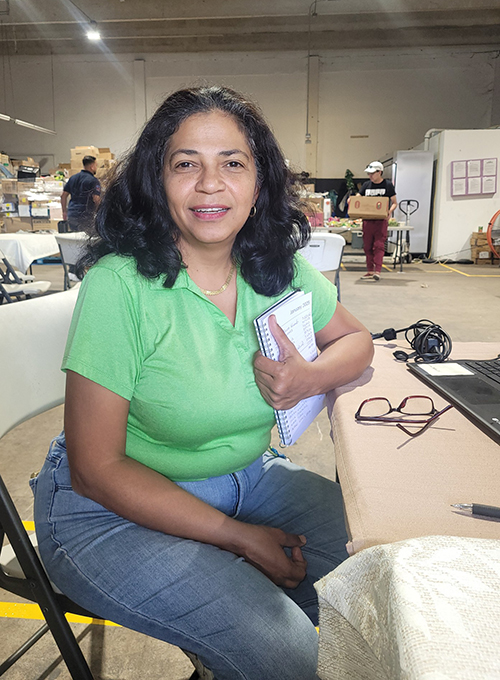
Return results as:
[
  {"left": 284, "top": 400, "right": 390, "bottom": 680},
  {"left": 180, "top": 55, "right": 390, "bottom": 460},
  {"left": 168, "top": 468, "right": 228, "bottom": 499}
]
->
[
  {"left": 14, "top": 119, "right": 56, "bottom": 135},
  {"left": 0, "top": 113, "right": 11, "bottom": 122}
]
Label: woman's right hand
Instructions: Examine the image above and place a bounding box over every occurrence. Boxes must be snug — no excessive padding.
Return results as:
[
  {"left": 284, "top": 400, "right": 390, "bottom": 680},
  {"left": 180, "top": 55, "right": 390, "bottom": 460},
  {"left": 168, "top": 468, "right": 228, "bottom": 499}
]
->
[{"left": 231, "top": 524, "right": 308, "bottom": 589}]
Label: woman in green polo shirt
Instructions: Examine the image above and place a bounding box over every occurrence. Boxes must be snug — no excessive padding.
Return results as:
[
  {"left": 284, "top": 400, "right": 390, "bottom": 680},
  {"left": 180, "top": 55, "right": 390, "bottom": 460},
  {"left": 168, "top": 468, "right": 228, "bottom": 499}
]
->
[{"left": 32, "top": 86, "right": 373, "bottom": 680}]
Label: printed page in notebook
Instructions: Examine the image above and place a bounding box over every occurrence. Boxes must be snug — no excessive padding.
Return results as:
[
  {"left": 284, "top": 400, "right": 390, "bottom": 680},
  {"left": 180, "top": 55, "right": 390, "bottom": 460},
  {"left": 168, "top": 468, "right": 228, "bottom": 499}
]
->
[{"left": 254, "top": 291, "right": 325, "bottom": 446}]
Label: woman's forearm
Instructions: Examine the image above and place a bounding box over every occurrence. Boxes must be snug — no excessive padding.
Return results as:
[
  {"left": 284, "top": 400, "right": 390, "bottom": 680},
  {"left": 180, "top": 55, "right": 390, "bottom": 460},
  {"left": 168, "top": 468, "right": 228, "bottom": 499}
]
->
[
  {"left": 310, "top": 327, "right": 373, "bottom": 395},
  {"left": 70, "top": 452, "right": 245, "bottom": 553}
]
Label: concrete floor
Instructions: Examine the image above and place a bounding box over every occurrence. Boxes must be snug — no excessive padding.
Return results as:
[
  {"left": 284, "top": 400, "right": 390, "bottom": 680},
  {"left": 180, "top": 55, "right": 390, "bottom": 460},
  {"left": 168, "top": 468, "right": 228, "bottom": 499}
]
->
[{"left": 1, "top": 254, "right": 499, "bottom": 679}]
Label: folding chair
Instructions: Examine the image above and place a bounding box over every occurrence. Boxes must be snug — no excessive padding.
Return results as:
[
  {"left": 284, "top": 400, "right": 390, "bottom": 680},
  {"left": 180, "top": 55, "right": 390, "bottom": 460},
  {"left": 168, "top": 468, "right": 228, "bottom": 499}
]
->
[
  {"left": 0, "top": 288, "right": 213, "bottom": 679},
  {"left": 299, "top": 233, "right": 346, "bottom": 301},
  {"left": 54, "top": 233, "right": 87, "bottom": 290},
  {"left": 0, "top": 248, "right": 51, "bottom": 304}
]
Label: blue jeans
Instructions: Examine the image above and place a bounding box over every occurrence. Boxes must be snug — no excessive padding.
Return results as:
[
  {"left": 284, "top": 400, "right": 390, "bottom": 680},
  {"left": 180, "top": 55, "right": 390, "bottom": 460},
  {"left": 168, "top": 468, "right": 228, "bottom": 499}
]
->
[{"left": 31, "top": 432, "right": 348, "bottom": 680}]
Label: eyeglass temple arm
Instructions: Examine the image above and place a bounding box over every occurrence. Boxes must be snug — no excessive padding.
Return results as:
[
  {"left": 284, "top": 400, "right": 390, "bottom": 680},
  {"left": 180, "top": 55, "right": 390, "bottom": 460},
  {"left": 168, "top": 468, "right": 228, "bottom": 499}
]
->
[{"left": 396, "top": 404, "right": 453, "bottom": 436}]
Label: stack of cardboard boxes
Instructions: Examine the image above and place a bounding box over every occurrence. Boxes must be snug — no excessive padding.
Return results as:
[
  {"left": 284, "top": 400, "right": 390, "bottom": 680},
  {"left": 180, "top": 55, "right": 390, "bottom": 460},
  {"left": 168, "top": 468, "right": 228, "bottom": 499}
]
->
[
  {"left": 470, "top": 231, "right": 499, "bottom": 265},
  {"left": 69, "top": 146, "right": 116, "bottom": 179},
  {"left": 1, "top": 152, "right": 64, "bottom": 232}
]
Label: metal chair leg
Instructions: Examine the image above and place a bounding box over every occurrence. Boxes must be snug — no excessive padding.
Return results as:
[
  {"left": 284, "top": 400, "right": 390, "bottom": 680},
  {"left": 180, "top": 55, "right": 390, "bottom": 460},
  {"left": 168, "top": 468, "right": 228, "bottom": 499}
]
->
[{"left": 0, "top": 623, "right": 50, "bottom": 676}]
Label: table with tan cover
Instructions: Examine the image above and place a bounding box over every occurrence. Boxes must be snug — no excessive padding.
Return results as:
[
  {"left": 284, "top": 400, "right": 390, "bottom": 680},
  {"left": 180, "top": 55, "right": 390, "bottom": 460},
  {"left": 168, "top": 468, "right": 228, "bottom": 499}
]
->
[
  {"left": 315, "top": 535, "right": 500, "bottom": 680},
  {"left": 326, "top": 341, "right": 500, "bottom": 554},
  {"left": 315, "top": 342, "right": 500, "bottom": 679}
]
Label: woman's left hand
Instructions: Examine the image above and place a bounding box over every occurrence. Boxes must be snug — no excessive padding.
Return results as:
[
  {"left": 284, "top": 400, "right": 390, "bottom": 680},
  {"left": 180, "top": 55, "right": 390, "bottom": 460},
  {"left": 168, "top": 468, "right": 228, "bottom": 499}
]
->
[{"left": 253, "top": 315, "right": 313, "bottom": 410}]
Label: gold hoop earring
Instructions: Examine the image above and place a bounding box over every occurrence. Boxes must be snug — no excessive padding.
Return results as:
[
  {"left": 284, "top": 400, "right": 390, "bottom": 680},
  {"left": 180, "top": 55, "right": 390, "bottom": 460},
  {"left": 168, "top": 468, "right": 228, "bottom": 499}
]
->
[{"left": 249, "top": 205, "right": 256, "bottom": 218}]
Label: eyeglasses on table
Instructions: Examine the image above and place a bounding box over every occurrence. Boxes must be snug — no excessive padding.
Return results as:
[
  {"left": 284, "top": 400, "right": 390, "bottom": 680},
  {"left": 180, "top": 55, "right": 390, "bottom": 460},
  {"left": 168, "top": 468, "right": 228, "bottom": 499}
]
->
[{"left": 355, "top": 395, "right": 453, "bottom": 437}]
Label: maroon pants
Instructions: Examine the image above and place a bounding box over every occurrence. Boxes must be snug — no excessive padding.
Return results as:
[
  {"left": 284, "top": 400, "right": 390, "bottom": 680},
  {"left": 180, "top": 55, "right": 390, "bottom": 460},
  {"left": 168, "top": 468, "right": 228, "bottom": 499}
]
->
[{"left": 362, "top": 219, "right": 388, "bottom": 273}]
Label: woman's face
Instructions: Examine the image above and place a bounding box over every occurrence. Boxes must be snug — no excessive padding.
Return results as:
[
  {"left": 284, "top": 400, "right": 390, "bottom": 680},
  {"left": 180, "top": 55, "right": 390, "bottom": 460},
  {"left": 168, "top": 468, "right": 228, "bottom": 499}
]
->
[{"left": 163, "top": 110, "right": 259, "bottom": 252}]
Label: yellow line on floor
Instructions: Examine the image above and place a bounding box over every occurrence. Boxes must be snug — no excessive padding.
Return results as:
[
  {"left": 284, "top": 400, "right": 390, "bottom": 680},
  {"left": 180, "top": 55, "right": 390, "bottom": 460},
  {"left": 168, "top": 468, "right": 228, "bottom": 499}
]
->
[
  {"left": 0, "top": 602, "right": 120, "bottom": 626},
  {"left": 439, "top": 262, "right": 500, "bottom": 277},
  {"left": 22, "top": 521, "right": 35, "bottom": 532}
]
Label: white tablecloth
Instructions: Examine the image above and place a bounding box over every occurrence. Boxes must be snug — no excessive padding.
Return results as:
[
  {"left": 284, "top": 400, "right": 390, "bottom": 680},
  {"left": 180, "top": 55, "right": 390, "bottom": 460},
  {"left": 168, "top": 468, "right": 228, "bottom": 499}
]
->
[
  {"left": 0, "top": 233, "right": 59, "bottom": 272},
  {"left": 315, "top": 535, "right": 500, "bottom": 680}
]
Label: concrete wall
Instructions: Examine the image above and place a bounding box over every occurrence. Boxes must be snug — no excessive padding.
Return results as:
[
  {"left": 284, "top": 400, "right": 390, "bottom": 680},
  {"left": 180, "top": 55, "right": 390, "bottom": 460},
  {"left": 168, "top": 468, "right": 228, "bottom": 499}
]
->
[{"left": 0, "top": 47, "right": 497, "bottom": 177}]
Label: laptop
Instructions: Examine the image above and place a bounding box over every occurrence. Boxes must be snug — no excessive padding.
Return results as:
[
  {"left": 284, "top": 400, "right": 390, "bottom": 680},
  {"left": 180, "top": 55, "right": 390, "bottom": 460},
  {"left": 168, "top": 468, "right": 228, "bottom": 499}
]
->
[{"left": 407, "top": 356, "right": 500, "bottom": 444}]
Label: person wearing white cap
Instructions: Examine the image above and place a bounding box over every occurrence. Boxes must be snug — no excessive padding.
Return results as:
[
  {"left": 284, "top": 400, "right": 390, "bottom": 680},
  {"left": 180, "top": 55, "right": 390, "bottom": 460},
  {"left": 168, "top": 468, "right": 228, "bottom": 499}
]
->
[{"left": 357, "top": 161, "right": 397, "bottom": 281}]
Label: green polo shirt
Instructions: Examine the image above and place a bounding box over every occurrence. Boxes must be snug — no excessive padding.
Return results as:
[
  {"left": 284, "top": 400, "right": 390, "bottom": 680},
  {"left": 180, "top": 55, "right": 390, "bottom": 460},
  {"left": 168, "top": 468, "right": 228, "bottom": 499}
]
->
[{"left": 62, "top": 253, "right": 337, "bottom": 481}]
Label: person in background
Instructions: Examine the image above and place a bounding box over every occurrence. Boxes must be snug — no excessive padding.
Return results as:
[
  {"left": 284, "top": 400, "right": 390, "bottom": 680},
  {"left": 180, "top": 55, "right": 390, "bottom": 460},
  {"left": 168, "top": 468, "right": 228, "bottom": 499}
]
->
[
  {"left": 32, "top": 86, "right": 373, "bottom": 680},
  {"left": 61, "top": 155, "right": 101, "bottom": 232},
  {"left": 358, "top": 160, "right": 397, "bottom": 281}
]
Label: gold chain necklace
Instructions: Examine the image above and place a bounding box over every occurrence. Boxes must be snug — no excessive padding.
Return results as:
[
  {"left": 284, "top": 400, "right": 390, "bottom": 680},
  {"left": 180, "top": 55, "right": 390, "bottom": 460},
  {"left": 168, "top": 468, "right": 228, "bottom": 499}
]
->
[{"left": 199, "top": 263, "right": 236, "bottom": 296}]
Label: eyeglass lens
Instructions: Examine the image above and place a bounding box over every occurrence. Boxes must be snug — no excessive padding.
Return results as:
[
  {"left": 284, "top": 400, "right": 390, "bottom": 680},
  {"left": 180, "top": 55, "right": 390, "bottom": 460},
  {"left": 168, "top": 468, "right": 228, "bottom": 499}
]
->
[{"left": 360, "top": 396, "right": 434, "bottom": 418}]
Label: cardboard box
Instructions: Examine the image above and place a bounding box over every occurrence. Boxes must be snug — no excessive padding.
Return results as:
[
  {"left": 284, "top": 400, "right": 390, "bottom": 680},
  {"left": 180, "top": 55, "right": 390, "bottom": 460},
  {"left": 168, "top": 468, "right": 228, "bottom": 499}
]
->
[
  {"left": 31, "top": 202, "right": 50, "bottom": 218},
  {"left": 307, "top": 196, "right": 324, "bottom": 211},
  {"left": 470, "top": 232, "right": 489, "bottom": 247},
  {"left": 2, "top": 216, "right": 32, "bottom": 233},
  {"left": 32, "top": 218, "right": 59, "bottom": 232},
  {"left": 71, "top": 146, "right": 99, "bottom": 160},
  {"left": 1, "top": 179, "right": 18, "bottom": 194},
  {"left": 471, "top": 245, "right": 492, "bottom": 260},
  {"left": 11, "top": 157, "right": 38, "bottom": 168},
  {"left": 348, "top": 196, "right": 389, "bottom": 220},
  {"left": 98, "top": 147, "right": 115, "bottom": 161},
  {"left": 473, "top": 257, "right": 499, "bottom": 265},
  {"left": 96, "top": 159, "right": 116, "bottom": 179},
  {"left": 42, "top": 180, "right": 64, "bottom": 193}
]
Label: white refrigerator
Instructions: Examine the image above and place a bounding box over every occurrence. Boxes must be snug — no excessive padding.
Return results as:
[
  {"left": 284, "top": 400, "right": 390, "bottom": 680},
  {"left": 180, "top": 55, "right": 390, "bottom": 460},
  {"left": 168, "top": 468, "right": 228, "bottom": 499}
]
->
[{"left": 392, "top": 150, "right": 434, "bottom": 255}]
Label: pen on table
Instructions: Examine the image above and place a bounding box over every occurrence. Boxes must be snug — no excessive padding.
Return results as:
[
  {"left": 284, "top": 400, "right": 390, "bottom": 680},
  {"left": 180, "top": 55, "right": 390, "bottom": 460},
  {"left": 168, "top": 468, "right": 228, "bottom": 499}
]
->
[{"left": 451, "top": 503, "right": 500, "bottom": 519}]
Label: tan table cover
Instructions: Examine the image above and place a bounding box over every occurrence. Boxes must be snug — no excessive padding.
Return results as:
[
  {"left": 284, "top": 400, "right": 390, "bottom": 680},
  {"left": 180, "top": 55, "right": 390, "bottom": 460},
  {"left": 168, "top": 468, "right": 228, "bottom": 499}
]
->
[{"left": 327, "top": 342, "right": 500, "bottom": 554}]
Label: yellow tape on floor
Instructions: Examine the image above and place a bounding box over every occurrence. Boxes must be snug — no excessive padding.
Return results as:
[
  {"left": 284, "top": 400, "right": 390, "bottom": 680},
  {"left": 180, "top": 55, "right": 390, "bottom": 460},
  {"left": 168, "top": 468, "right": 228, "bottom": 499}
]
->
[
  {"left": 439, "top": 262, "right": 500, "bottom": 277},
  {"left": 11, "top": 521, "right": 118, "bottom": 626},
  {"left": 0, "top": 602, "right": 119, "bottom": 626}
]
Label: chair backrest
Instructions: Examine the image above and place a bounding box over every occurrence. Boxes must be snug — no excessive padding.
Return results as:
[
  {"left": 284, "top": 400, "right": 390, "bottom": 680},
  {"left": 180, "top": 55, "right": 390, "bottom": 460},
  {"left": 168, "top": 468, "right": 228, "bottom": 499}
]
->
[
  {"left": 0, "top": 248, "right": 22, "bottom": 284},
  {"left": 54, "top": 233, "right": 87, "bottom": 267},
  {"left": 299, "top": 232, "right": 346, "bottom": 272},
  {"left": 0, "top": 286, "right": 80, "bottom": 439}
]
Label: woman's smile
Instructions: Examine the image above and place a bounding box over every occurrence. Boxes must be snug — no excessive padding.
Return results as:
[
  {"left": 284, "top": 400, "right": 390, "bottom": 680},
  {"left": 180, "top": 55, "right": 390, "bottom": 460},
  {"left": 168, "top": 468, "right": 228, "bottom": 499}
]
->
[{"left": 190, "top": 204, "right": 231, "bottom": 220}]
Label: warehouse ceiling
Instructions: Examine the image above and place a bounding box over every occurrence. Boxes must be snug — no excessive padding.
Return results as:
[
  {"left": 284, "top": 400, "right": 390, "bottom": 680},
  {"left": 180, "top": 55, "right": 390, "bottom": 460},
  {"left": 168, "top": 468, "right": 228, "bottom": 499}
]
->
[{"left": 0, "top": 0, "right": 499, "bottom": 56}]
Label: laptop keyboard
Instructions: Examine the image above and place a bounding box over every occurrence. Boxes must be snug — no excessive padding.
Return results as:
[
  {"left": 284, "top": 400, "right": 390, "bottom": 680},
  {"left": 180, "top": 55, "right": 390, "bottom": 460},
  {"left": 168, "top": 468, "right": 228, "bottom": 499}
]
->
[{"left": 464, "top": 359, "right": 500, "bottom": 386}]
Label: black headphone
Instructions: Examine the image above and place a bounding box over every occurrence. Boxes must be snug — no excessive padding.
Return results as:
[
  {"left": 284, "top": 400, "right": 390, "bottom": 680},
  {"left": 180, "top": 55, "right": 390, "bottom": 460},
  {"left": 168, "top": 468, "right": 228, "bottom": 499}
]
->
[{"left": 371, "top": 319, "right": 452, "bottom": 363}]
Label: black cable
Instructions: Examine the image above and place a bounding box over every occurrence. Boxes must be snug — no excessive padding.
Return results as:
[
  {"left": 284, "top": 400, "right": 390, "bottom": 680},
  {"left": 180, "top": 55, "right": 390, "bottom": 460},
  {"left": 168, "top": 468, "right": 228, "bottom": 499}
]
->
[
  {"left": 372, "top": 319, "right": 452, "bottom": 363},
  {"left": 404, "top": 319, "right": 452, "bottom": 363}
]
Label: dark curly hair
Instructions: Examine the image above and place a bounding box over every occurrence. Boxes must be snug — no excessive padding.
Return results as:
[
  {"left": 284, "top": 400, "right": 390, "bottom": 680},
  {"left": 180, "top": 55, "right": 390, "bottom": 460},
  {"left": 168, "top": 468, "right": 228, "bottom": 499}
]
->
[{"left": 80, "top": 85, "right": 310, "bottom": 296}]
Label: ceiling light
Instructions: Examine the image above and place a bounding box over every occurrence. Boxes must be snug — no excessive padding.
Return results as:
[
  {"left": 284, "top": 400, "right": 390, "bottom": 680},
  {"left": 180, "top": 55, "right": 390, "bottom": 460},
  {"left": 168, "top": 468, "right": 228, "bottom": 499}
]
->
[
  {"left": 0, "top": 113, "right": 11, "bottom": 122},
  {"left": 87, "top": 21, "right": 101, "bottom": 40},
  {"left": 14, "top": 119, "right": 56, "bottom": 135}
]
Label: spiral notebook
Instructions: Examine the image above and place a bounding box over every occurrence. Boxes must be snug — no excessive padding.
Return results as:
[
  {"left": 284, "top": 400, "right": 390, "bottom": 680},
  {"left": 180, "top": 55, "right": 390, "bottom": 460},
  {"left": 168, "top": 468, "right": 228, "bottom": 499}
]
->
[{"left": 254, "top": 290, "right": 325, "bottom": 446}]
